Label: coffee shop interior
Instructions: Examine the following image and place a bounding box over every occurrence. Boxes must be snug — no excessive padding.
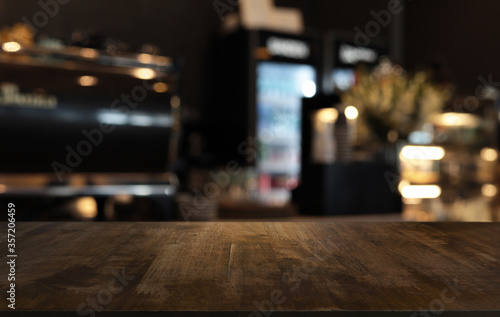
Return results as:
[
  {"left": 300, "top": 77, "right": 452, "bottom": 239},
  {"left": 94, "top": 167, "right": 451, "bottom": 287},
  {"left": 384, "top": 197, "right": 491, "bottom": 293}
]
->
[{"left": 1, "top": 0, "right": 500, "bottom": 222}]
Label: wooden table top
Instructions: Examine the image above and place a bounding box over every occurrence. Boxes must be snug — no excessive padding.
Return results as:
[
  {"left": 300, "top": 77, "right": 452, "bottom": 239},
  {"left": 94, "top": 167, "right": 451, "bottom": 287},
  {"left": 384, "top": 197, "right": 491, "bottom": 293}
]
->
[{"left": 2, "top": 222, "right": 500, "bottom": 316}]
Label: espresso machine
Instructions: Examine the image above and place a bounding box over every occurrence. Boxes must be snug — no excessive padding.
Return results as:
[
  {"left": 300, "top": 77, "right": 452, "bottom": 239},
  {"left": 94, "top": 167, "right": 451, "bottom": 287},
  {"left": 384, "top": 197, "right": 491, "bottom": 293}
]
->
[{"left": 0, "top": 44, "right": 181, "bottom": 220}]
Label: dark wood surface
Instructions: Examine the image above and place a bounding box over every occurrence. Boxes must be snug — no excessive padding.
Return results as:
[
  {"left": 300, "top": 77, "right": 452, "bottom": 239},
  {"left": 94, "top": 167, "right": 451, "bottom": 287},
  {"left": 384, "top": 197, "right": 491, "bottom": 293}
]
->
[{"left": 1, "top": 222, "right": 500, "bottom": 316}]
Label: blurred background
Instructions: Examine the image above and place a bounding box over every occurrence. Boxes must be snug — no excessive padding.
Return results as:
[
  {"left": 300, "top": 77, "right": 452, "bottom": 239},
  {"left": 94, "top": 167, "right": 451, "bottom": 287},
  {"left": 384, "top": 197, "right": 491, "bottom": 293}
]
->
[{"left": 1, "top": 0, "right": 500, "bottom": 222}]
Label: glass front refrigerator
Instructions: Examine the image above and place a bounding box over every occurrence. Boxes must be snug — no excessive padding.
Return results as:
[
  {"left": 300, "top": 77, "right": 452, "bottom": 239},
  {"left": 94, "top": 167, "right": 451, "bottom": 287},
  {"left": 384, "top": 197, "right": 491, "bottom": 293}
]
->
[{"left": 208, "top": 28, "right": 321, "bottom": 204}]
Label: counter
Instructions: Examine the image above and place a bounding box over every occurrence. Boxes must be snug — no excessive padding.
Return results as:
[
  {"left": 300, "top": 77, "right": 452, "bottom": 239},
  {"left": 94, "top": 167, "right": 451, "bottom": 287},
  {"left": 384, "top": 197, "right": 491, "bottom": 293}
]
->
[{"left": 2, "top": 222, "right": 500, "bottom": 316}]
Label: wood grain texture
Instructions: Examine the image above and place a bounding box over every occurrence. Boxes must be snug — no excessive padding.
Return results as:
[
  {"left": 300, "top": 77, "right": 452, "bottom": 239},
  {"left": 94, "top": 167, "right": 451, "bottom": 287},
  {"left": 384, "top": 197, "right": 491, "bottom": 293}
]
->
[{"left": 1, "top": 222, "right": 500, "bottom": 315}]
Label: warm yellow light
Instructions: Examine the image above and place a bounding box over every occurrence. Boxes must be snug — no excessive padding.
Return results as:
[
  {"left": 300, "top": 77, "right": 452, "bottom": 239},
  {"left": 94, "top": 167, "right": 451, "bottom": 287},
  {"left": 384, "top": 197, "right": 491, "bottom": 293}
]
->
[
  {"left": 77, "top": 75, "right": 98, "bottom": 87},
  {"left": 344, "top": 106, "right": 358, "bottom": 120},
  {"left": 2, "top": 42, "right": 21, "bottom": 52},
  {"left": 153, "top": 82, "right": 169, "bottom": 93},
  {"left": 132, "top": 68, "right": 156, "bottom": 80},
  {"left": 401, "top": 185, "right": 441, "bottom": 199},
  {"left": 316, "top": 108, "right": 338, "bottom": 124},
  {"left": 80, "top": 48, "right": 98, "bottom": 59},
  {"left": 387, "top": 130, "right": 398, "bottom": 143},
  {"left": 482, "top": 184, "right": 497, "bottom": 198},
  {"left": 480, "top": 148, "right": 498, "bottom": 162},
  {"left": 398, "top": 180, "right": 410, "bottom": 193},
  {"left": 137, "top": 53, "right": 154, "bottom": 64},
  {"left": 416, "top": 211, "right": 429, "bottom": 222},
  {"left": 400, "top": 146, "right": 445, "bottom": 161},
  {"left": 430, "top": 112, "right": 480, "bottom": 127},
  {"left": 170, "top": 96, "right": 181, "bottom": 108},
  {"left": 75, "top": 197, "right": 98, "bottom": 219},
  {"left": 156, "top": 56, "right": 171, "bottom": 66},
  {"left": 402, "top": 197, "right": 423, "bottom": 205}
]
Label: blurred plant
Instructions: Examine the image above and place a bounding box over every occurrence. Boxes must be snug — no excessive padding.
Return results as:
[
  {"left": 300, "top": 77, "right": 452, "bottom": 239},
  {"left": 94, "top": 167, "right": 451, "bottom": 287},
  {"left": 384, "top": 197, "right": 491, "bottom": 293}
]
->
[{"left": 342, "top": 59, "right": 453, "bottom": 143}]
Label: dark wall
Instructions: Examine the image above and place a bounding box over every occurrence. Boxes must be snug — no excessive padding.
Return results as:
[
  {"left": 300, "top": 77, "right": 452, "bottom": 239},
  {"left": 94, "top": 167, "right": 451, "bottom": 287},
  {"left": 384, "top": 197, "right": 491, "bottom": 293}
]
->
[
  {"left": 405, "top": 1, "right": 500, "bottom": 95},
  {"left": 289, "top": 0, "right": 392, "bottom": 35},
  {"left": 0, "top": 0, "right": 497, "bottom": 109},
  {"left": 0, "top": 0, "right": 392, "bottom": 118},
  {"left": 0, "top": 0, "right": 223, "bottom": 117}
]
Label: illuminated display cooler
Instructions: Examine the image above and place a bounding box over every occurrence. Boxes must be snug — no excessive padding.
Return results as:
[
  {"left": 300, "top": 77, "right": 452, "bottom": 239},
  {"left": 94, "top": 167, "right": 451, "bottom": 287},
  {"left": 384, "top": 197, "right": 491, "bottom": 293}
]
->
[
  {"left": 323, "top": 31, "right": 388, "bottom": 93},
  {"left": 207, "top": 28, "right": 321, "bottom": 203}
]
